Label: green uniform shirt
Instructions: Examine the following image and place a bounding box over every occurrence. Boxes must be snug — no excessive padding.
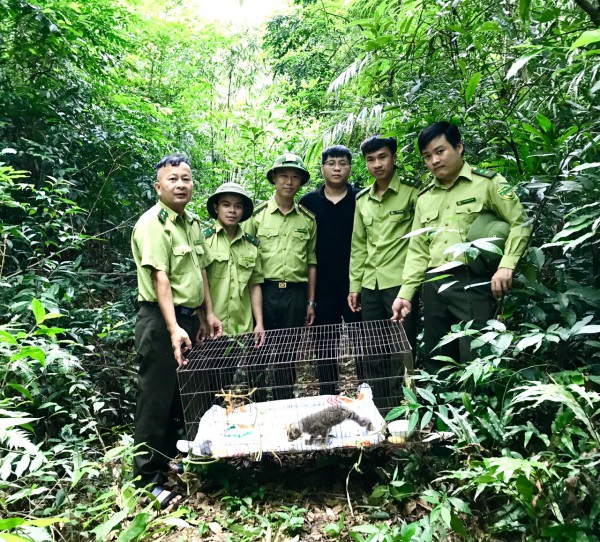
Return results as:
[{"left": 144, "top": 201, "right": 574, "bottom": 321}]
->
[
  {"left": 245, "top": 196, "right": 317, "bottom": 283},
  {"left": 398, "top": 162, "right": 531, "bottom": 301},
  {"left": 349, "top": 172, "right": 420, "bottom": 292},
  {"left": 131, "top": 200, "right": 212, "bottom": 307},
  {"left": 204, "top": 221, "right": 263, "bottom": 335}
]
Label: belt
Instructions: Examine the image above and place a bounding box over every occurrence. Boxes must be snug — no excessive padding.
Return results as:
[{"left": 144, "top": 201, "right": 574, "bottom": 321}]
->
[
  {"left": 140, "top": 301, "right": 198, "bottom": 318},
  {"left": 262, "top": 280, "right": 306, "bottom": 290},
  {"left": 427, "top": 265, "right": 490, "bottom": 278}
]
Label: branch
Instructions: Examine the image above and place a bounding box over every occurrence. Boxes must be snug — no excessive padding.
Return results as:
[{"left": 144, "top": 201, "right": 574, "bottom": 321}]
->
[{"left": 574, "top": 0, "right": 600, "bottom": 26}]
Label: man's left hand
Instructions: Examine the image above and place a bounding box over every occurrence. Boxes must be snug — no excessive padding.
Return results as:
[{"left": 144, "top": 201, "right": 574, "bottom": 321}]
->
[
  {"left": 206, "top": 312, "right": 223, "bottom": 339},
  {"left": 253, "top": 324, "right": 266, "bottom": 347},
  {"left": 491, "top": 267, "right": 514, "bottom": 300},
  {"left": 305, "top": 305, "right": 315, "bottom": 326}
]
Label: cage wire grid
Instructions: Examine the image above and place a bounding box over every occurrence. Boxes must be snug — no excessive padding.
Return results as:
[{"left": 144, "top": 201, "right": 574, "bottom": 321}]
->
[{"left": 177, "top": 319, "right": 412, "bottom": 443}]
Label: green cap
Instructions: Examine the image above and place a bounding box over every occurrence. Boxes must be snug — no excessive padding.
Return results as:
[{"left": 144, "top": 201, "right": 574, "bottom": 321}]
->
[
  {"left": 266, "top": 153, "right": 310, "bottom": 185},
  {"left": 206, "top": 182, "right": 254, "bottom": 223},
  {"left": 466, "top": 212, "right": 510, "bottom": 274}
]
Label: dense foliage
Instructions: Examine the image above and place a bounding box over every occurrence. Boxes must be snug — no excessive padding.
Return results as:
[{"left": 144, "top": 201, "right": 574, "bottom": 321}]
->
[{"left": 1, "top": 0, "right": 599, "bottom": 540}]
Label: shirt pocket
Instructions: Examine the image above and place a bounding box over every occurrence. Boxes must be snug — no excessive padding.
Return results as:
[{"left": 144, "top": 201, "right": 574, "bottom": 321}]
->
[
  {"left": 362, "top": 216, "right": 374, "bottom": 232},
  {"left": 454, "top": 202, "right": 484, "bottom": 232},
  {"left": 257, "top": 227, "right": 279, "bottom": 252},
  {"left": 171, "top": 244, "right": 193, "bottom": 275},
  {"left": 237, "top": 256, "right": 255, "bottom": 285},
  {"left": 207, "top": 252, "right": 229, "bottom": 279},
  {"left": 420, "top": 210, "right": 439, "bottom": 226}
]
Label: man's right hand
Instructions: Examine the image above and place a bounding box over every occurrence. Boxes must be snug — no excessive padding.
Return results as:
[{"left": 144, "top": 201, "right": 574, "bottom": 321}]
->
[
  {"left": 391, "top": 298, "right": 412, "bottom": 322},
  {"left": 347, "top": 292, "right": 361, "bottom": 313},
  {"left": 171, "top": 326, "right": 192, "bottom": 367}
]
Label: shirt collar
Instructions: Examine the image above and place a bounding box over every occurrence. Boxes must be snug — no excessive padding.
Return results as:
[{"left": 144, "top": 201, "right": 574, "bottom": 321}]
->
[
  {"left": 318, "top": 183, "right": 354, "bottom": 200},
  {"left": 157, "top": 200, "right": 190, "bottom": 223},
  {"left": 267, "top": 195, "right": 299, "bottom": 214},
  {"left": 368, "top": 172, "right": 401, "bottom": 199},
  {"left": 432, "top": 161, "right": 472, "bottom": 189},
  {"left": 213, "top": 220, "right": 243, "bottom": 241}
]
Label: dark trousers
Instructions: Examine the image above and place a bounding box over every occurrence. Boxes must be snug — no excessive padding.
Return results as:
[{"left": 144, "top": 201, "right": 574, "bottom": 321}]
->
[
  {"left": 422, "top": 268, "right": 496, "bottom": 374},
  {"left": 314, "top": 286, "right": 362, "bottom": 394},
  {"left": 133, "top": 304, "right": 199, "bottom": 488},
  {"left": 261, "top": 283, "right": 307, "bottom": 399},
  {"left": 360, "top": 285, "right": 418, "bottom": 411}
]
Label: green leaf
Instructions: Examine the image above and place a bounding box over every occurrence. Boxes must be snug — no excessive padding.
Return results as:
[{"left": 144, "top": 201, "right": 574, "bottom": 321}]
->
[
  {"left": 571, "top": 29, "right": 600, "bottom": 50},
  {"left": 11, "top": 346, "right": 46, "bottom": 365},
  {"left": 31, "top": 298, "right": 46, "bottom": 325},
  {"left": 116, "top": 513, "right": 152, "bottom": 542},
  {"left": 519, "top": 0, "right": 531, "bottom": 21},
  {"left": 465, "top": 72, "right": 481, "bottom": 105},
  {"left": 506, "top": 51, "right": 540, "bottom": 79},
  {"left": 0, "top": 534, "right": 32, "bottom": 542}
]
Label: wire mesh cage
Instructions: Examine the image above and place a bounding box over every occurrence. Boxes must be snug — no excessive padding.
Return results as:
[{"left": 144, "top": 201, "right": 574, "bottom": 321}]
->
[{"left": 177, "top": 319, "right": 413, "bottom": 458}]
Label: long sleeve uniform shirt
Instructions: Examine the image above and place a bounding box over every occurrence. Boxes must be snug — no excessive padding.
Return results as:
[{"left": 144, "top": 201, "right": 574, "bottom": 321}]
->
[
  {"left": 349, "top": 172, "right": 420, "bottom": 292},
  {"left": 398, "top": 162, "right": 531, "bottom": 301}
]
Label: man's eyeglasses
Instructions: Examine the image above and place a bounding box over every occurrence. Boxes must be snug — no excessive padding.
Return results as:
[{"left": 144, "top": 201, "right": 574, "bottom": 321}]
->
[{"left": 323, "top": 161, "right": 351, "bottom": 168}]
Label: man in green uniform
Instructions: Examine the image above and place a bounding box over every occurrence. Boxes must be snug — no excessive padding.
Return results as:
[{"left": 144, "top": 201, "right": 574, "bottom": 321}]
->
[
  {"left": 348, "top": 135, "right": 421, "bottom": 408},
  {"left": 131, "top": 154, "right": 222, "bottom": 507},
  {"left": 245, "top": 153, "right": 317, "bottom": 399},
  {"left": 392, "top": 122, "right": 531, "bottom": 373},
  {"left": 204, "top": 182, "right": 264, "bottom": 342}
]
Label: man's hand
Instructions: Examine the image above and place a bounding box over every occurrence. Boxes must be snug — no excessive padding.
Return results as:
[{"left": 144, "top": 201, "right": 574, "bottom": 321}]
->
[
  {"left": 347, "top": 292, "right": 361, "bottom": 313},
  {"left": 205, "top": 312, "right": 223, "bottom": 339},
  {"left": 305, "top": 305, "right": 315, "bottom": 326},
  {"left": 491, "top": 267, "right": 514, "bottom": 300},
  {"left": 391, "top": 298, "right": 412, "bottom": 323},
  {"left": 171, "top": 326, "right": 192, "bottom": 367},
  {"left": 253, "top": 323, "right": 266, "bottom": 347}
]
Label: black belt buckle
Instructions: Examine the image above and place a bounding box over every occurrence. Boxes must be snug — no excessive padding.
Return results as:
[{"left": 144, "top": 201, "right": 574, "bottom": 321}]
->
[{"left": 176, "top": 306, "right": 196, "bottom": 317}]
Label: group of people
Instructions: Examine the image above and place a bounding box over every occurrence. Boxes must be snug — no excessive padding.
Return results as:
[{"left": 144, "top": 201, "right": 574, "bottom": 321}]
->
[{"left": 130, "top": 121, "right": 531, "bottom": 507}]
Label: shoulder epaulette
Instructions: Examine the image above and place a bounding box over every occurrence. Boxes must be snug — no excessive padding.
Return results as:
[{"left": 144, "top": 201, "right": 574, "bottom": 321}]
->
[
  {"left": 203, "top": 226, "right": 216, "bottom": 239},
  {"left": 252, "top": 201, "right": 268, "bottom": 216},
  {"left": 157, "top": 208, "right": 169, "bottom": 224},
  {"left": 298, "top": 204, "right": 316, "bottom": 221},
  {"left": 356, "top": 186, "right": 370, "bottom": 200},
  {"left": 188, "top": 212, "right": 200, "bottom": 222},
  {"left": 473, "top": 167, "right": 498, "bottom": 179},
  {"left": 243, "top": 232, "right": 260, "bottom": 247},
  {"left": 400, "top": 178, "right": 422, "bottom": 189},
  {"left": 418, "top": 183, "right": 433, "bottom": 196}
]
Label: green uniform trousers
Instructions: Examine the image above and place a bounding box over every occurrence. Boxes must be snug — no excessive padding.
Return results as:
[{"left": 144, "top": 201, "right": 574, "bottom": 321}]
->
[
  {"left": 422, "top": 267, "right": 495, "bottom": 374},
  {"left": 361, "top": 286, "right": 417, "bottom": 412},
  {"left": 261, "top": 282, "right": 307, "bottom": 400},
  {"left": 133, "top": 303, "right": 199, "bottom": 488}
]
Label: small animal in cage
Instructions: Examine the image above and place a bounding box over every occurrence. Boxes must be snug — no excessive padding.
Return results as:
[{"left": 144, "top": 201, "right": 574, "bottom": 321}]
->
[
  {"left": 176, "top": 319, "right": 413, "bottom": 458},
  {"left": 286, "top": 404, "right": 376, "bottom": 442}
]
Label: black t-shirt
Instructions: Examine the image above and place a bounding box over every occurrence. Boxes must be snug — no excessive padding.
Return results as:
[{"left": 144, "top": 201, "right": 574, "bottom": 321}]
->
[{"left": 299, "top": 184, "right": 359, "bottom": 295}]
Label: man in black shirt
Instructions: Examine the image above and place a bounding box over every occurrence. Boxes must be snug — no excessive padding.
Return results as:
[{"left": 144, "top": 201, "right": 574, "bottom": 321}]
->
[{"left": 299, "top": 145, "right": 361, "bottom": 393}]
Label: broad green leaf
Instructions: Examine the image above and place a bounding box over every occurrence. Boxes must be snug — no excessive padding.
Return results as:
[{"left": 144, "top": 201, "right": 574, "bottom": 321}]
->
[
  {"left": 0, "top": 534, "right": 32, "bottom": 542},
  {"left": 465, "top": 72, "right": 481, "bottom": 104},
  {"left": 570, "top": 29, "right": 600, "bottom": 50},
  {"left": 116, "top": 513, "right": 152, "bottom": 542},
  {"left": 506, "top": 51, "right": 540, "bottom": 79},
  {"left": 519, "top": 0, "right": 531, "bottom": 20},
  {"left": 31, "top": 298, "right": 45, "bottom": 325}
]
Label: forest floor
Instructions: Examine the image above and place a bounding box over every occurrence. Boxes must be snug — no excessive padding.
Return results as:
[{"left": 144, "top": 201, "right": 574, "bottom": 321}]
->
[{"left": 156, "top": 446, "right": 465, "bottom": 542}]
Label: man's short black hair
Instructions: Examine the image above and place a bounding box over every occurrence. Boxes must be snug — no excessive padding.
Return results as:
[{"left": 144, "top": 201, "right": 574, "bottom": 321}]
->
[
  {"left": 417, "top": 122, "right": 462, "bottom": 153},
  {"left": 155, "top": 153, "right": 190, "bottom": 172},
  {"left": 360, "top": 135, "right": 397, "bottom": 157},
  {"left": 321, "top": 145, "right": 352, "bottom": 165}
]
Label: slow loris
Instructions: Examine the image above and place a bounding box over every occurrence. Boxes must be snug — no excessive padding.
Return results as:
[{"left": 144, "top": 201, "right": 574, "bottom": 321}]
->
[{"left": 286, "top": 404, "right": 375, "bottom": 441}]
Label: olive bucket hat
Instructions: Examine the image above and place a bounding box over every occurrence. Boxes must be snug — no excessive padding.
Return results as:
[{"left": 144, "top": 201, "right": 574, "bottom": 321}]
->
[
  {"left": 266, "top": 153, "right": 310, "bottom": 185},
  {"left": 466, "top": 211, "right": 510, "bottom": 274},
  {"left": 206, "top": 182, "right": 254, "bottom": 223}
]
